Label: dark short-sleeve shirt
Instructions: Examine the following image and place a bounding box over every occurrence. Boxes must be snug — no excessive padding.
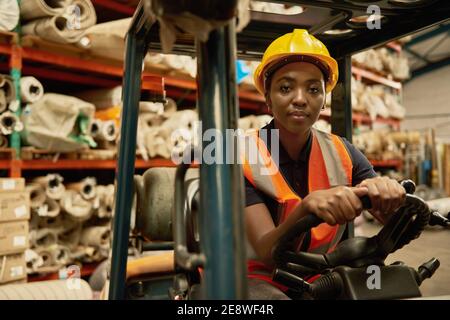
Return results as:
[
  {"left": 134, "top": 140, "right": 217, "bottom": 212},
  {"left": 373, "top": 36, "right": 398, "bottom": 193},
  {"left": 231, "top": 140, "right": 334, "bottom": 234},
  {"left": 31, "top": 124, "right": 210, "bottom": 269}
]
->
[{"left": 245, "top": 120, "right": 377, "bottom": 224}]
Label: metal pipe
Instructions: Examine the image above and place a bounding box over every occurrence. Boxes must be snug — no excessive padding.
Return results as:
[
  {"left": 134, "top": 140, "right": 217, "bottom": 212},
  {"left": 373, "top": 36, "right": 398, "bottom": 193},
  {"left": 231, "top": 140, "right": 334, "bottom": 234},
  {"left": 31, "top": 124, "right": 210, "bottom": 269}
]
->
[
  {"left": 109, "top": 2, "right": 154, "bottom": 300},
  {"left": 331, "top": 55, "right": 354, "bottom": 239},
  {"left": 196, "top": 20, "right": 247, "bottom": 300}
]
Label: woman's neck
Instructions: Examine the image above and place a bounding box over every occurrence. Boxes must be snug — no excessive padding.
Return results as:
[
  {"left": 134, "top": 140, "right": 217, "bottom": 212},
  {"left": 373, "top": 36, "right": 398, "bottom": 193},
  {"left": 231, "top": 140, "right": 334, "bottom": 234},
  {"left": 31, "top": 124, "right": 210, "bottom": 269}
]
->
[{"left": 274, "top": 119, "right": 310, "bottom": 161}]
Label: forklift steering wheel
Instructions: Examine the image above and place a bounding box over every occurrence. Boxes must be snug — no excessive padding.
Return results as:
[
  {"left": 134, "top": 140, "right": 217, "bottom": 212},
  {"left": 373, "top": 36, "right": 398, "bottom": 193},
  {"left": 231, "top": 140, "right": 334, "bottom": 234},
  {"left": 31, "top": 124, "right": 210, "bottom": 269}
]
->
[{"left": 272, "top": 193, "right": 431, "bottom": 276}]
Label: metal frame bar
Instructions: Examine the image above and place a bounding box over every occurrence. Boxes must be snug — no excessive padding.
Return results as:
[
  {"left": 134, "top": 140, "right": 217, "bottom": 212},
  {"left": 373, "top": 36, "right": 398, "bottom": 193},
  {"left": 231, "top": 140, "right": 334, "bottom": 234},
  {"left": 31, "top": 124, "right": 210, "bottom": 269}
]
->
[
  {"left": 196, "top": 20, "right": 247, "bottom": 300},
  {"left": 109, "top": 2, "right": 155, "bottom": 300}
]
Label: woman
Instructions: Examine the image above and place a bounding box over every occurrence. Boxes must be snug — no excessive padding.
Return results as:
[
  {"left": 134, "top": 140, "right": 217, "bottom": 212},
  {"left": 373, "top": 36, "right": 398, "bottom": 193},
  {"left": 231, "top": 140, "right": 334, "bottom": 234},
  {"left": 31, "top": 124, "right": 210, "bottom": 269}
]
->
[{"left": 242, "top": 29, "right": 406, "bottom": 299}]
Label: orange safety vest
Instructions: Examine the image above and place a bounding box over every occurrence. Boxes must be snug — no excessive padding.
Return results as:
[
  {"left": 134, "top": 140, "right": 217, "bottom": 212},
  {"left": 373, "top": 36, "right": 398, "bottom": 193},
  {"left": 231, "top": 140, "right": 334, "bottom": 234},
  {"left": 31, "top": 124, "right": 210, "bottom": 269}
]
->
[{"left": 241, "top": 127, "right": 353, "bottom": 290}]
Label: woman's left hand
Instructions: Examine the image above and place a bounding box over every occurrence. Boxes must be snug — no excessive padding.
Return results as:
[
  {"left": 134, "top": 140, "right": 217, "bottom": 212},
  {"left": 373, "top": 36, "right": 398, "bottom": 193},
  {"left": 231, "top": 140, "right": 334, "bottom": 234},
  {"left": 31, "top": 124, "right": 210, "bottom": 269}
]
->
[{"left": 357, "top": 176, "right": 406, "bottom": 224}]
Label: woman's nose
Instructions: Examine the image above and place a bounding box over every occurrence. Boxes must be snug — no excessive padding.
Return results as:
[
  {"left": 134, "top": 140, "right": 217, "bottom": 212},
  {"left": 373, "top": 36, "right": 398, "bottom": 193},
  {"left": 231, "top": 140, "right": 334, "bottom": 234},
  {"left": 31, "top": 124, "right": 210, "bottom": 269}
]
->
[{"left": 292, "top": 88, "right": 307, "bottom": 106}]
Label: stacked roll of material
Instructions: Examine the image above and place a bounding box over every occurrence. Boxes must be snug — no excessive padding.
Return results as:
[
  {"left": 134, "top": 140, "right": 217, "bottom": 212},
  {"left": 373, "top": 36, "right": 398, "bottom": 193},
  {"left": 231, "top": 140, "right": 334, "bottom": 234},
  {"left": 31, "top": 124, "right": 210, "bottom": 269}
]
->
[
  {"left": 20, "top": 77, "right": 44, "bottom": 104},
  {"left": 33, "top": 174, "right": 66, "bottom": 201},
  {"left": 0, "top": 0, "right": 20, "bottom": 31},
  {"left": 0, "top": 74, "right": 16, "bottom": 113},
  {"left": 0, "top": 279, "right": 93, "bottom": 300},
  {"left": 26, "top": 177, "right": 115, "bottom": 276},
  {"left": 20, "top": 0, "right": 97, "bottom": 44}
]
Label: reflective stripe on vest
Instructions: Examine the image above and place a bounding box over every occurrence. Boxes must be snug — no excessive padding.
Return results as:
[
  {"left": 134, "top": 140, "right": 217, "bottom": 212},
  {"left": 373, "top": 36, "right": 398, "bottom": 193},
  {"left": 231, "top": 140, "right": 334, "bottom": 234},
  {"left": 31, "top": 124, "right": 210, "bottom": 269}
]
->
[{"left": 241, "top": 128, "right": 353, "bottom": 277}]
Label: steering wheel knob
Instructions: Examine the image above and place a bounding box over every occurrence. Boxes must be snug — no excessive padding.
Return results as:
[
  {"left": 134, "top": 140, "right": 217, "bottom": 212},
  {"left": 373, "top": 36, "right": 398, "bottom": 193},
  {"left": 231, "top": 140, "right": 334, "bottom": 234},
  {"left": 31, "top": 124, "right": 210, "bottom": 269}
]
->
[{"left": 401, "top": 180, "right": 416, "bottom": 194}]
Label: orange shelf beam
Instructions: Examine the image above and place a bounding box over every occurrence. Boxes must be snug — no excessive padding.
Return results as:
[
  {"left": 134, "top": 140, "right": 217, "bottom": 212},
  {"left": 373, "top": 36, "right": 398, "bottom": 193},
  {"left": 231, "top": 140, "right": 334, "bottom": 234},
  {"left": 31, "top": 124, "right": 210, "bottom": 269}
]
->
[
  {"left": 91, "top": 0, "right": 135, "bottom": 15},
  {"left": 19, "top": 158, "right": 179, "bottom": 170},
  {"left": 369, "top": 159, "right": 403, "bottom": 169},
  {"left": 352, "top": 66, "right": 402, "bottom": 90},
  {"left": 320, "top": 109, "right": 401, "bottom": 129}
]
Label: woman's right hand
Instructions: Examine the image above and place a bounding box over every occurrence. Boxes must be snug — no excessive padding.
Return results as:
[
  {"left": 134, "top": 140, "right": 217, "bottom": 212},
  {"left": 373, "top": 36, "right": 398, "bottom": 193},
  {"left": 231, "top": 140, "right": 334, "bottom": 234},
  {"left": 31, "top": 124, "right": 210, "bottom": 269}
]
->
[{"left": 302, "top": 186, "right": 369, "bottom": 225}]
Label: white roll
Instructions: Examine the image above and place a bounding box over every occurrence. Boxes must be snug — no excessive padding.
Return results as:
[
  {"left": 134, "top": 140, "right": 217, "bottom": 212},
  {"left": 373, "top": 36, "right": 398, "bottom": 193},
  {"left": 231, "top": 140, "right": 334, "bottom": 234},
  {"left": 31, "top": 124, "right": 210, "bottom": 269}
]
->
[
  {"left": 26, "top": 183, "right": 46, "bottom": 209},
  {"left": 0, "top": 75, "right": 16, "bottom": 103},
  {"left": 0, "top": 135, "right": 8, "bottom": 148},
  {"left": 80, "top": 226, "right": 110, "bottom": 247},
  {"left": 20, "top": 0, "right": 72, "bottom": 20},
  {"left": 30, "top": 228, "right": 58, "bottom": 247},
  {"left": 0, "top": 111, "right": 21, "bottom": 135},
  {"left": 20, "top": 77, "right": 44, "bottom": 103},
  {"left": 60, "top": 190, "right": 93, "bottom": 221},
  {"left": 67, "top": 177, "right": 97, "bottom": 200},
  {"left": 99, "top": 120, "right": 117, "bottom": 142},
  {"left": 25, "top": 248, "right": 44, "bottom": 273},
  {"left": 0, "top": 0, "right": 20, "bottom": 31},
  {"left": 57, "top": 219, "right": 82, "bottom": 249},
  {"left": 75, "top": 86, "right": 122, "bottom": 109},
  {"left": 35, "top": 196, "right": 61, "bottom": 218},
  {"left": 0, "top": 279, "right": 93, "bottom": 300},
  {"left": 34, "top": 174, "right": 66, "bottom": 200}
]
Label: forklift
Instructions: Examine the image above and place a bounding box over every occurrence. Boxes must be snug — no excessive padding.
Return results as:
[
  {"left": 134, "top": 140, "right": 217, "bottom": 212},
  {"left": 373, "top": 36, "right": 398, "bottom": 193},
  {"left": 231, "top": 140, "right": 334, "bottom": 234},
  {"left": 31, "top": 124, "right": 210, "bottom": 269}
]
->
[{"left": 108, "top": 0, "right": 450, "bottom": 300}]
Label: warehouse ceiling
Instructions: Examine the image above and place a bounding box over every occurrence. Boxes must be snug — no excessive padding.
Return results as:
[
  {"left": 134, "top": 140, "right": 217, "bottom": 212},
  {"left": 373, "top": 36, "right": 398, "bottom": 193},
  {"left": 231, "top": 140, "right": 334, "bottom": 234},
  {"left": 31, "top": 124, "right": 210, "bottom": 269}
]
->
[
  {"left": 93, "top": 1, "right": 450, "bottom": 76},
  {"left": 403, "top": 21, "right": 450, "bottom": 79}
]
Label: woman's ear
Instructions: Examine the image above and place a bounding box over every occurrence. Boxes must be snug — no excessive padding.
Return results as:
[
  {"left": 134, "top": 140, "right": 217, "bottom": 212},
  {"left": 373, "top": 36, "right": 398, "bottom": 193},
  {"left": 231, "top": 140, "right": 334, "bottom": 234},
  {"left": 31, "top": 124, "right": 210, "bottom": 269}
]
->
[{"left": 265, "top": 93, "right": 272, "bottom": 110}]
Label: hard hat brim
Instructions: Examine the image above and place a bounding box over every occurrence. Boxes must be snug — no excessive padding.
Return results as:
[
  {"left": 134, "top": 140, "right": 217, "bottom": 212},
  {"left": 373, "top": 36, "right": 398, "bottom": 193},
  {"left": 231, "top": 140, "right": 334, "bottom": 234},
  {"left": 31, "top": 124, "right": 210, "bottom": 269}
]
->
[{"left": 254, "top": 53, "right": 339, "bottom": 95}]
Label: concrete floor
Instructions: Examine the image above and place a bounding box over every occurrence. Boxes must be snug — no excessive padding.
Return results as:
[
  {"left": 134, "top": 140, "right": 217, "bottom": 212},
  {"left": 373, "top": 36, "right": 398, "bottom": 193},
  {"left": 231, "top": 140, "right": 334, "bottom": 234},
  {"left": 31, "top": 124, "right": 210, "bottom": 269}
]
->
[{"left": 356, "top": 219, "right": 450, "bottom": 298}]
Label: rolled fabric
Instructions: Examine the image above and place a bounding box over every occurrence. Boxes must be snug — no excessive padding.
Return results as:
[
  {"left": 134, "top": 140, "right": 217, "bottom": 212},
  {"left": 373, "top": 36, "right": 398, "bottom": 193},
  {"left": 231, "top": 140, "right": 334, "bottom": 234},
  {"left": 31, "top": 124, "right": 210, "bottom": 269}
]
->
[
  {"left": 67, "top": 177, "right": 97, "bottom": 201},
  {"left": 50, "top": 245, "right": 72, "bottom": 266},
  {"left": 19, "top": 0, "right": 71, "bottom": 21},
  {"left": 37, "top": 214, "right": 63, "bottom": 230},
  {"left": 25, "top": 249, "right": 44, "bottom": 274},
  {"left": 34, "top": 247, "right": 55, "bottom": 268},
  {"left": 57, "top": 219, "right": 82, "bottom": 249},
  {"left": 0, "top": 0, "right": 20, "bottom": 31},
  {"left": 69, "top": 0, "right": 97, "bottom": 29},
  {"left": 21, "top": 1, "right": 96, "bottom": 43},
  {"left": 0, "top": 279, "right": 93, "bottom": 300},
  {"left": 20, "top": 77, "right": 44, "bottom": 103},
  {"left": 35, "top": 196, "right": 61, "bottom": 218},
  {"left": 26, "top": 183, "right": 46, "bottom": 209},
  {"left": 88, "top": 118, "right": 102, "bottom": 137},
  {"left": 75, "top": 86, "right": 122, "bottom": 110},
  {"left": 80, "top": 226, "right": 110, "bottom": 247},
  {"left": 60, "top": 190, "right": 93, "bottom": 221},
  {"left": 33, "top": 174, "right": 66, "bottom": 200},
  {"left": 21, "top": 16, "right": 75, "bottom": 44},
  {"left": 0, "top": 90, "right": 6, "bottom": 113},
  {"left": 30, "top": 228, "right": 58, "bottom": 247},
  {"left": 95, "top": 185, "right": 114, "bottom": 218},
  {"left": 0, "top": 135, "right": 8, "bottom": 148},
  {"left": 101, "top": 120, "right": 118, "bottom": 142},
  {"left": 0, "top": 75, "right": 16, "bottom": 103}
]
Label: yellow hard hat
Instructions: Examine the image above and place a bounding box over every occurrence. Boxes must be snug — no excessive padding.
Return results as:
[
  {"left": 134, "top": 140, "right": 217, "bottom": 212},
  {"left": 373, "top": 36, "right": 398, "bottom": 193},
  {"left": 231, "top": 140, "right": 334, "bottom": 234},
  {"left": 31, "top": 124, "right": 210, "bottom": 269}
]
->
[{"left": 254, "top": 29, "right": 338, "bottom": 94}]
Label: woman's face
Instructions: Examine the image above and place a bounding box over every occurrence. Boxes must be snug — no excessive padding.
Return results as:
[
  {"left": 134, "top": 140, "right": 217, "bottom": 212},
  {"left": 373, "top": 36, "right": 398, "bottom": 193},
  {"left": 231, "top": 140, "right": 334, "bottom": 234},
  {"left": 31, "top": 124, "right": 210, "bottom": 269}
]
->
[{"left": 268, "top": 62, "right": 326, "bottom": 135}]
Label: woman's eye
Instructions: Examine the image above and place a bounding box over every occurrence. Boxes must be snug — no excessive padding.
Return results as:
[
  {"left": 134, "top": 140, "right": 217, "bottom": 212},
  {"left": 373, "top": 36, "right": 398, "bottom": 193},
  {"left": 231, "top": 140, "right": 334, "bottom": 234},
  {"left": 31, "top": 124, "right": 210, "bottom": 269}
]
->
[
  {"left": 280, "top": 85, "right": 291, "bottom": 93},
  {"left": 309, "top": 87, "right": 320, "bottom": 94}
]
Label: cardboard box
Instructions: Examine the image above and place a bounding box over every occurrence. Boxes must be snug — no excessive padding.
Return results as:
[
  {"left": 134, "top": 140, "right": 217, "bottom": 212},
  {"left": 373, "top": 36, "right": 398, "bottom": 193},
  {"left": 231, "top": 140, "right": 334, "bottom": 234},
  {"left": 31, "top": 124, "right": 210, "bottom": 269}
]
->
[
  {"left": 0, "top": 191, "right": 30, "bottom": 223},
  {"left": 0, "top": 178, "right": 25, "bottom": 192},
  {"left": 0, "top": 221, "right": 29, "bottom": 255},
  {"left": 0, "top": 252, "right": 27, "bottom": 284}
]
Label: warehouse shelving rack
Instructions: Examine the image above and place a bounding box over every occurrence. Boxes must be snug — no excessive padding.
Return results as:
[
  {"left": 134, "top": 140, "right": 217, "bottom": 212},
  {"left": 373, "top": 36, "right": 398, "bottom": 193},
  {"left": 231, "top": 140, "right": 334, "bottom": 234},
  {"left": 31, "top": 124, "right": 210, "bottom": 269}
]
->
[{"left": 0, "top": 21, "right": 405, "bottom": 178}]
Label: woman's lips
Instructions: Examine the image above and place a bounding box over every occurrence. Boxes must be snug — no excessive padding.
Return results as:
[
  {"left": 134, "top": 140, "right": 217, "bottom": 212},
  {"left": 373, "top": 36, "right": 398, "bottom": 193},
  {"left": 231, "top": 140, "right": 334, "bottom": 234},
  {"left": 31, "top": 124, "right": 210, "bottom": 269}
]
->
[{"left": 287, "top": 110, "right": 309, "bottom": 121}]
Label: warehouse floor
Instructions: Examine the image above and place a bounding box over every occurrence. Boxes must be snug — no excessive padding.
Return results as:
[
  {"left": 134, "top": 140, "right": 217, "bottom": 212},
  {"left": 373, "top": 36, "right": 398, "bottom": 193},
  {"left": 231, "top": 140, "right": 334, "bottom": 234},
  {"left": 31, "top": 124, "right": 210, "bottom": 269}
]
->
[{"left": 356, "top": 220, "right": 450, "bottom": 298}]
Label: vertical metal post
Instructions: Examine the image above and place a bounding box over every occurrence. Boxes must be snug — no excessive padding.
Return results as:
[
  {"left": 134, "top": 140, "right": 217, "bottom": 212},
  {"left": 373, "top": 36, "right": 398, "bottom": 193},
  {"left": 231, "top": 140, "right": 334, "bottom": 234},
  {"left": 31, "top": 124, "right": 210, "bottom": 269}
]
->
[
  {"left": 109, "top": 30, "right": 147, "bottom": 300},
  {"left": 10, "top": 1, "right": 21, "bottom": 158},
  {"left": 331, "top": 55, "right": 354, "bottom": 238},
  {"left": 196, "top": 20, "right": 247, "bottom": 299},
  {"left": 331, "top": 55, "right": 352, "bottom": 142}
]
